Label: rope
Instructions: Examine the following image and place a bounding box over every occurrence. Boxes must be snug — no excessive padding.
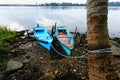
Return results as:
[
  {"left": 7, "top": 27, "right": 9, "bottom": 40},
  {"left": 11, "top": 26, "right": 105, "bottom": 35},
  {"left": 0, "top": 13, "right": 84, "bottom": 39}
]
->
[
  {"left": 88, "top": 48, "right": 112, "bottom": 54},
  {"left": 50, "top": 44, "right": 89, "bottom": 60}
]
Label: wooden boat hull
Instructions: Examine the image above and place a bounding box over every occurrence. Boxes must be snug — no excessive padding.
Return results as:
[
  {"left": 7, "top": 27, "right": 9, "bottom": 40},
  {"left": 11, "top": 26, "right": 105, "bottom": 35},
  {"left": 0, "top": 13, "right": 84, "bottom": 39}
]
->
[
  {"left": 59, "top": 41, "right": 71, "bottom": 56},
  {"left": 55, "top": 26, "right": 74, "bottom": 55},
  {"left": 38, "top": 40, "right": 52, "bottom": 50},
  {"left": 33, "top": 25, "right": 53, "bottom": 50}
]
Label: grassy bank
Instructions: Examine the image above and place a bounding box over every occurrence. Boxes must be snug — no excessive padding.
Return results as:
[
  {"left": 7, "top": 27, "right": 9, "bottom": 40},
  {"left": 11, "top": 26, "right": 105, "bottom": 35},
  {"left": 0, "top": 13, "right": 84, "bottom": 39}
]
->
[{"left": 0, "top": 26, "right": 17, "bottom": 51}]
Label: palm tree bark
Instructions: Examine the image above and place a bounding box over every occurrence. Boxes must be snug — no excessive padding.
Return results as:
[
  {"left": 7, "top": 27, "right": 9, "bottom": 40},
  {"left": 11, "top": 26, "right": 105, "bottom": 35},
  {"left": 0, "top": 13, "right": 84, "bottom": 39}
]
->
[{"left": 87, "top": 0, "right": 120, "bottom": 80}]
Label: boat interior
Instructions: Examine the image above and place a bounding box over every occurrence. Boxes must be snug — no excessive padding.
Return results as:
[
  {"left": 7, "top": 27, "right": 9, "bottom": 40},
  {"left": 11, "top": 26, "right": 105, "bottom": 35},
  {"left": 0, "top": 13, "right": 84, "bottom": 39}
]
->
[
  {"left": 58, "top": 30, "right": 67, "bottom": 35},
  {"left": 35, "top": 29, "right": 44, "bottom": 33}
]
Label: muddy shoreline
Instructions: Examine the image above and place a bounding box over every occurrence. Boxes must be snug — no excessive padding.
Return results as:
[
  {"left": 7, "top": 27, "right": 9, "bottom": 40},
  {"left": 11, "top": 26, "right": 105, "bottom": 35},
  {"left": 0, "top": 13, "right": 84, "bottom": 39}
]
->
[{"left": 0, "top": 30, "right": 120, "bottom": 80}]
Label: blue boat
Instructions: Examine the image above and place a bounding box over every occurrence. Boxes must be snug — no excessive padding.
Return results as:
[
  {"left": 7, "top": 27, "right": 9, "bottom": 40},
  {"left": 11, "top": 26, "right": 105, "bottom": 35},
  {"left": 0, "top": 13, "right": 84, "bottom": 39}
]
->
[
  {"left": 33, "top": 25, "right": 53, "bottom": 50},
  {"left": 55, "top": 26, "right": 74, "bottom": 55}
]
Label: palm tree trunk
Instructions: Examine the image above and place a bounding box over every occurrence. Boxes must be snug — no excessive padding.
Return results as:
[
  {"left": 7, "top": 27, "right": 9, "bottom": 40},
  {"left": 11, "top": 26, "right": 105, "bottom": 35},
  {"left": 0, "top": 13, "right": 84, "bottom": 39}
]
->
[{"left": 87, "top": 0, "right": 120, "bottom": 80}]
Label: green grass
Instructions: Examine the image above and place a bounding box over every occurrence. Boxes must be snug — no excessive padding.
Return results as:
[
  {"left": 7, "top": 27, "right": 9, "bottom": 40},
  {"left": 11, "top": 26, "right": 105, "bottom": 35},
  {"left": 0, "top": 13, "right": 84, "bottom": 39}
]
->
[
  {"left": 0, "top": 26, "right": 18, "bottom": 61},
  {"left": 0, "top": 26, "right": 17, "bottom": 47}
]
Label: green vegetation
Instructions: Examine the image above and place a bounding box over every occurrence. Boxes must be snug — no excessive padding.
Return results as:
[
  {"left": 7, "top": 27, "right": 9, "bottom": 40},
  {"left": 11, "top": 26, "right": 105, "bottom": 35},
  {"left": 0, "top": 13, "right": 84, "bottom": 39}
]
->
[
  {"left": 108, "top": 2, "right": 120, "bottom": 6},
  {"left": 41, "top": 2, "right": 86, "bottom": 6},
  {"left": 42, "top": 2, "right": 120, "bottom": 6},
  {"left": 0, "top": 26, "right": 17, "bottom": 51},
  {"left": 0, "top": 2, "right": 120, "bottom": 6}
]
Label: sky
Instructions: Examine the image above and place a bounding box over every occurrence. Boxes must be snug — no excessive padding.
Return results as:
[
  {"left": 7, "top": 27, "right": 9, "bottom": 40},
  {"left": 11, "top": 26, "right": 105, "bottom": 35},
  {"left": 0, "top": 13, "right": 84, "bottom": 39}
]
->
[{"left": 0, "top": 0, "right": 119, "bottom": 4}]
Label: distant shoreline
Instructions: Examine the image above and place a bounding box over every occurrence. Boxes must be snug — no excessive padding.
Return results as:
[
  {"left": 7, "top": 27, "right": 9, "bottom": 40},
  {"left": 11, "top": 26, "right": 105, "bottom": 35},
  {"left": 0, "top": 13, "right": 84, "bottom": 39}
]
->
[
  {"left": 0, "top": 2, "right": 120, "bottom": 6},
  {"left": 0, "top": 5, "right": 120, "bottom": 7}
]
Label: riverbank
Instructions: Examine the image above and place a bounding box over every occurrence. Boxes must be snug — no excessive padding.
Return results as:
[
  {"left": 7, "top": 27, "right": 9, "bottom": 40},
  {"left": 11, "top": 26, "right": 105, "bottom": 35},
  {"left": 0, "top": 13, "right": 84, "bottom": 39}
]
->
[
  {"left": 0, "top": 30, "right": 120, "bottom": 80},
  {"left": 0, "top": 26, "right": 17, "bottom": 52}
]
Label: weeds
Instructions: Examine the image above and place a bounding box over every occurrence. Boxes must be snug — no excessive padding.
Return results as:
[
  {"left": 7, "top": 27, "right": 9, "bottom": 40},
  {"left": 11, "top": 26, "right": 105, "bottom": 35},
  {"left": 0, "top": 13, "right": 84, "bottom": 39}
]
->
[{"left": 0, "top": 25, "right": 17, "bottom": 51}]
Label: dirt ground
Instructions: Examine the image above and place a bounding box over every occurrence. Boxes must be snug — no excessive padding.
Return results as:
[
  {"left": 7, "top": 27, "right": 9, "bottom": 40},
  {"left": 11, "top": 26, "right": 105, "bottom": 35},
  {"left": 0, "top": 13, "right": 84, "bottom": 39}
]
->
[{"left": 0, "top": 31, "right": 120, "bottom": 80}]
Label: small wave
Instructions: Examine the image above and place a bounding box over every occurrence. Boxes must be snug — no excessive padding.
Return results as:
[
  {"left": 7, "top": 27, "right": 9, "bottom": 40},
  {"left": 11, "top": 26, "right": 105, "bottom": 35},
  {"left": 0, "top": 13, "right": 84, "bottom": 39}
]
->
[{"left": 7, "top": 23, "right": 25, "bottom": 31}]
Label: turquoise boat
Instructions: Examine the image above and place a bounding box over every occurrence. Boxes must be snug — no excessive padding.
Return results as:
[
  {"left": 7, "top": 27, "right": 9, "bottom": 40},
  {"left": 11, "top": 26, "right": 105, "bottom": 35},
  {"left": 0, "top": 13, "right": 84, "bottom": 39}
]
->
[
  {"left": 55, "top": 26, "right": 74, "bottom": 55},
  {"left": 33, "top": 25, "right": 53, "bottom": 50}
]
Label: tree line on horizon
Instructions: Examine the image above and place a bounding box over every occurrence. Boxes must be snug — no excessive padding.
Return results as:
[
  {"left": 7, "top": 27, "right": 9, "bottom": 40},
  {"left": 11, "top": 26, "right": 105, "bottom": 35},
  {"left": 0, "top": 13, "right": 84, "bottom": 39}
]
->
[
  {"left": 41, "top": 2, "right": 120, "bottom": 6},
  {"left": 0, "top": 2, "right": 120, "bottom": 6}
]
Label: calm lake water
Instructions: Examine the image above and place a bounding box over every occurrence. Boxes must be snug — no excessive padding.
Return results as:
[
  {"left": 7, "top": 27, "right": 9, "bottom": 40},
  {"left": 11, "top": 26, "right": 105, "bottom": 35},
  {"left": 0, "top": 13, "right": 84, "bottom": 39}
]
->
[{"left": 0, "top": 6, "right": 120, "bottom": 37}]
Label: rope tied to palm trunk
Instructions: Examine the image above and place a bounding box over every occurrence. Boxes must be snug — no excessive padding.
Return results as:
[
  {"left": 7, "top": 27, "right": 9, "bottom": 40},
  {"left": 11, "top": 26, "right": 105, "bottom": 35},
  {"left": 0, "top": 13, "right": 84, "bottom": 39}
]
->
[{"left": 88, "top": 47, "right": 112, "bottom": 54}]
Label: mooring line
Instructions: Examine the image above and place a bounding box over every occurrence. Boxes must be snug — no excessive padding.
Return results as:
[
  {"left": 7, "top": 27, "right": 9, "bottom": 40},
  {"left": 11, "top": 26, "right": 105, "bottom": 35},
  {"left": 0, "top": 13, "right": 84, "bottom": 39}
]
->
[{"left": 50, "top": 44, "right": 89, "bottom": 60}]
